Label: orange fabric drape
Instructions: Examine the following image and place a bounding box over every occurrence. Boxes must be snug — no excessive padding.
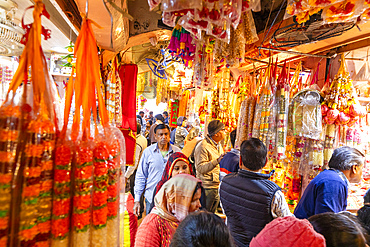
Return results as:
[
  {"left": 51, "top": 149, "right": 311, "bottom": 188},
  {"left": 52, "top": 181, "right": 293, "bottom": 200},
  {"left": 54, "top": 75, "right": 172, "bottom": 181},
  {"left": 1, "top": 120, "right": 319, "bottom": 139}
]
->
[{"left": 178, "top": 90, "right": 189, "bottom": 117}]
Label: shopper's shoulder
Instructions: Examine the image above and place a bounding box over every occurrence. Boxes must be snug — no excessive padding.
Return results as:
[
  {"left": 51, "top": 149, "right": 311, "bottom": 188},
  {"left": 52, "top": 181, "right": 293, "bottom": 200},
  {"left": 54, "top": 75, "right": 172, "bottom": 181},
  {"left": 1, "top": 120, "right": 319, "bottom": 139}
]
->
[
  {"left": 140, "top": 213, "right": 162, "bottom": 229},
  {"left": 221, "top": 172, "right": 239, "bottom": 183},
  {"left": 224, "top": 151, "right": 240, "bottom": 159},
  {"left": 143, "top": 144, "right": 156, "bottom": 153},
  {"left": 313, "top": 170, "right": 345, "bottom": 185},
  {"left": 170, "top": 144, "right": 181, "bottom": 153}
]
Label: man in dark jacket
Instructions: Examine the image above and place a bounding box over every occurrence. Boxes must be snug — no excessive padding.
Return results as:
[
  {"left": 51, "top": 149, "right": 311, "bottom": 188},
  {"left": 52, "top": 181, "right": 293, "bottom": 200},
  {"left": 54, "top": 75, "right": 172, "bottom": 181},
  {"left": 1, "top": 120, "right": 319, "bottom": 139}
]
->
[
  {"left": 219, "top": 138, "right": 292, "bottom": 246},
  {"left": 294, "top": 146, "right": 364, "bottom": 219},
  {"left": 219, "top": 129, "right": 239, "bottom": 181}
]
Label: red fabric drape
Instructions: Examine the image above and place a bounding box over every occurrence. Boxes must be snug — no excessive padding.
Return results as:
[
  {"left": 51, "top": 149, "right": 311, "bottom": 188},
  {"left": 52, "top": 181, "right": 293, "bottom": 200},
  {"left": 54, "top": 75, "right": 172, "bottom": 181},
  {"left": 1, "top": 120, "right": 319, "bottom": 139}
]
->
[{"left": 119, "top": 64, "right": 138, "bottom": 166}]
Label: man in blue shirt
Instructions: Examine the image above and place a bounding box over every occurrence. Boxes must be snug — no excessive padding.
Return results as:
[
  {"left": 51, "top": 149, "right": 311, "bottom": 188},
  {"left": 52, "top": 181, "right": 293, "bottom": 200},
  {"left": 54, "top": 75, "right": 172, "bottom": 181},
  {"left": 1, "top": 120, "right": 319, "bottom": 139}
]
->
[
  {"left": 294, "top": 146, "right": 365, "bottom": 219},
  {"left": 163, "top": 111, "right": 169, "bottom": 125},
  {"left": 133, "top": 124, "right": 181, "bottom": 216},
  {"left": 219, "top": 129, "right": 240, "bottom": 181}
]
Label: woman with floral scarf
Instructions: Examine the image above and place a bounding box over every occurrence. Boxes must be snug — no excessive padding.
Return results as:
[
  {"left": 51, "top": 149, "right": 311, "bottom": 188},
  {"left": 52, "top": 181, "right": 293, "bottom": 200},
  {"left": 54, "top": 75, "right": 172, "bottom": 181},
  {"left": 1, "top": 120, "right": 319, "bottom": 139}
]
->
[
  {"left": 135, "top": 174, "right": 202, "bottom": 247},
  {"left": 147, "top": 152, "right": 194, "bottom": 212}
]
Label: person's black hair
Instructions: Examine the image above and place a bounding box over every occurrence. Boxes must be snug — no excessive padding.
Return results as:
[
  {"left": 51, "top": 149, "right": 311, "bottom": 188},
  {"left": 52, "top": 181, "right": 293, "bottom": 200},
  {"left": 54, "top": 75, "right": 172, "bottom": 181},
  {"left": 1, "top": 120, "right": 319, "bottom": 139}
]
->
[
  {"left": 240, "top": 138, "right": 267, "bottom": 171},
  {"left": 139, "top": 111, "right": 144, "bottom": 114},
  {"left": 309, "top": 212, "right": 368, "bottom": 247},
  {"left": 154, "top": 124, "right": 170, "bottom": 134},
  {"left": 358, "top": 189, "right": 370, "bottom": 237},
  {"left": 365, "top": 189, "right": 370, "bottom": 204},
  {"left": 192, "top": 182, "right": 202, "bottom": 198},
  {"left": 148, "top": 120, "right": 153, "bottom": 126},
  {"left": 328, "top": 146, "right": 365, "bottom": 171},
  {"left": 137, "top": 123, "right": 141, "bottom": 135},
  {"left": 163, "top": 111, "right": 168, "bottom": 117},
  {"left": 230, "top": 129, "right": 237, "bottom": 148},
  {"left": 137, "top": 115, "right": 143, "bottom": 126},
  {"left": 170, "top": 211, "right": 234, "bottom": 247},
  {"left": 149, "top": 111, "right": 153, "bottom": 114},
  {"left": 155, "top": 114, "right": 165, "bottom": 122},
  {"left": 358, "top": 205, "right": 370, "bottom": 237}
]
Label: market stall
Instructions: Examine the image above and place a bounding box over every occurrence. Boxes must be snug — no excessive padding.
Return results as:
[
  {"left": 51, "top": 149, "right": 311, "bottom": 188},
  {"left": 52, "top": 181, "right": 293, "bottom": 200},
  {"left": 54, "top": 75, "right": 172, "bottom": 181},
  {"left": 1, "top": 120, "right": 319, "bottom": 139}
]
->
[
  {"left": 125, "top": 0, "right": 370, "bottom": 215},
  {"left": 4, "top": 0, "right": 370, "bottom": 246}
]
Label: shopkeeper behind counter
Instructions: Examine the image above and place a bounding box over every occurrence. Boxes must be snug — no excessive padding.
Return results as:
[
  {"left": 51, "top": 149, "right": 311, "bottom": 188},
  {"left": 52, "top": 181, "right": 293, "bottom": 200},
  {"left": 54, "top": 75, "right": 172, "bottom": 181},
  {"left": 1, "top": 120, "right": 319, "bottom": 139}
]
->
[{"left": 294, "top": 146, "right": 365, "bottom": 219}]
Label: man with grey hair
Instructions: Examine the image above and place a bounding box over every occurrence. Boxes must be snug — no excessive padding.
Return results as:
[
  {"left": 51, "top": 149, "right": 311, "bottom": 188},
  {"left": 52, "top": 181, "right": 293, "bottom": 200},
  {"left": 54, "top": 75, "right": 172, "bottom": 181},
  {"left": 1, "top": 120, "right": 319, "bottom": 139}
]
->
[{"left": 295, "top": 146, "right": 365, "bottom": 219}]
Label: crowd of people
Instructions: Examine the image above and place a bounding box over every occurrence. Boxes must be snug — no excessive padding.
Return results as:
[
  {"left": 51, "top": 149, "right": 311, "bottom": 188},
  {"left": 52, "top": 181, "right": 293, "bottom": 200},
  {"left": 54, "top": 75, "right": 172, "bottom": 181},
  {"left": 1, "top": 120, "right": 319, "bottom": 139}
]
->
[{"left": 125, "top": 110, "right": 370, "bottom": 247}]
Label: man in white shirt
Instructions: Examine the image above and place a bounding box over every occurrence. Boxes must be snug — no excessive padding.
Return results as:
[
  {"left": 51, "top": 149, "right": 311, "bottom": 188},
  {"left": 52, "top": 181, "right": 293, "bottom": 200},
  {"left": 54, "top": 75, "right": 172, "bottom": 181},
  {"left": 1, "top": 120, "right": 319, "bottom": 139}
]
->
[{"left": 133, "top": 124, "right": 181, "bottom": 215}]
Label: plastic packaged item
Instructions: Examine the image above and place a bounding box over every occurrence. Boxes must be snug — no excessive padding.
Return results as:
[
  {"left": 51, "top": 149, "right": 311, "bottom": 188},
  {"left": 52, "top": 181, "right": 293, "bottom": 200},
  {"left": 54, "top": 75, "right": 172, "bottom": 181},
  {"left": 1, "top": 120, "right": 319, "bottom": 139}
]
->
[
  {"left": 308, "top": 0, "right": 343, "bottom": 7},
  {"left": 0, "top": 103, "right": 20, "bottom": 247},
  {"left": 290, "top": 89, "right": 322, "bottom": 140},
  {"left": 242, "top": 0, "right": 261, "bottom": 12},
  {"left": 207, "top": 21, "right": 231, "bottom": 43},
  {"left": 235, "top": 96, "right": 256, "bottom": 149},
  {"left": 284, "top": 0, "right": 310, "bottom": 19},
  {"left": 1, "top": 2, "right": 60, "bottom": 246},
  {"left": 243, "top": 11, "right": 258, "bottom": 45},
  {"left": 51, "top": 139, "right": 74, "bottom": 247},
  {"left": 64, "top": 15, "right": 126, "bottom": 247},
  {"left": 195, "top": 0, "right": 223, "bottom": 27},
  {"left": 105, "top": 59, "right": 122, "bottom": 127},
  {"left": 322, "top": 0, "right": 365, "bottom": 23},
  {"left": 161, "top": 0, "right": 202, "bottom": 12},
  {"left": 323, "top": 124, "right": 337, "bottom": 168},
  {"left": 162, "top": 11, "right": 177, "bottom": 27},
  {"left": 223, "top": 0, "right": 242, "bottom": 29},
  {"left": 322, "top": 54, "right": 365, "bottom": 127},
  {"left": 72, "top": 140, "right": 94, "bottom": 247},
  {"left": 353, "top": 60, "right": 370, "bottom": 82},
  {"left": 360, "top": 8, "right": 370, "bottom": 22},
  {"left": 275, "top": 63, "right": 290, "bottom": 159},
  {"left": 178, "top": 15, "right": 204, "bottom": 39},
  {"left": 148, "top": 0, "right": 161, "bottom": 11}
]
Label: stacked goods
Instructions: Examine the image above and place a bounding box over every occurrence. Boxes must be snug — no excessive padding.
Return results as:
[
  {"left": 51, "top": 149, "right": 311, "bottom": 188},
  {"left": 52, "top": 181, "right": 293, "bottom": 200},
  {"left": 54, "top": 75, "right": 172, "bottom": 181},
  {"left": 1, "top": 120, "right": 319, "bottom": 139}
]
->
[
  {"left": 0, "top": 105, "right": 20, "bottom": 247},
  {"left": 0, "top": 2, "right": 60, "bottom": 246},
  {"left": 51, "top": 140, "right": 73, "bottom": 247},
  {"left": 92, "top": 139, "right": 109, "bottom": 247},
  {"left": 105, "top": 133, "right": 122, "bottom": 246},
  {"left": 91, "top": 134, "right": 122, "bottom": 247},
  {"left": 235, "top": 96, "right": 256, "bottom": 149},
  {"left": 60, "top": 15, "right": 125, "bottom": 247},
  {"left": 253, "top": 62, "right": 277, "bottom": 151},
  {"left": 72, "top": 141, "right": 94, "bottom": 247},
  {"left": 254, "top": 83, "right": 272, "bottom": 144},
  {"left": 20, "top": 114, "right": 55, "bottom": 247},
  {"left": 275, "top": 63, "right": 290, "bottom": 159}
]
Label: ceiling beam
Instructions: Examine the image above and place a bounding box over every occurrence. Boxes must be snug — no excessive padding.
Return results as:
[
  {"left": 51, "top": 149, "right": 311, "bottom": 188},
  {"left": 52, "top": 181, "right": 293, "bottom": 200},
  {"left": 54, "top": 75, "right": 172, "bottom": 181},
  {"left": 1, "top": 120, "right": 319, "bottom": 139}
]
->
[
  {"left": 49, "top": 0, "right": 82, "bottom": 31},
  {"left": 33, "top": 0, "right": 79, "bottom": 43}
]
